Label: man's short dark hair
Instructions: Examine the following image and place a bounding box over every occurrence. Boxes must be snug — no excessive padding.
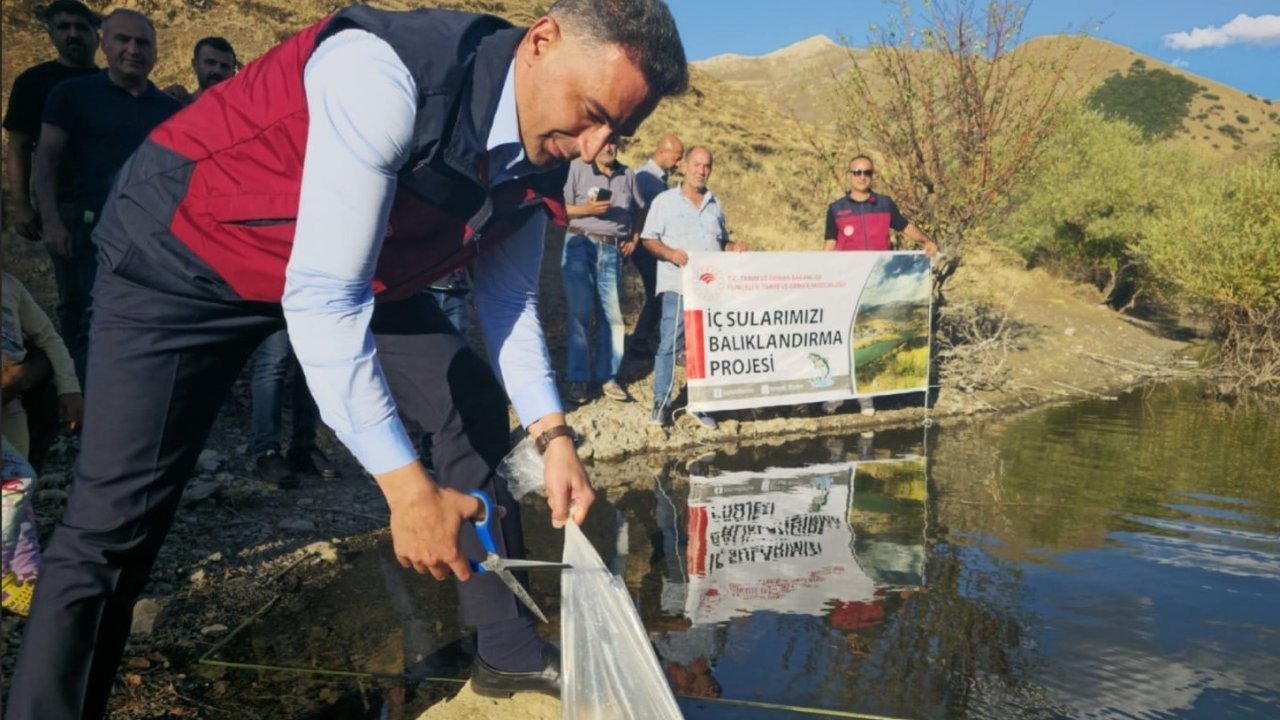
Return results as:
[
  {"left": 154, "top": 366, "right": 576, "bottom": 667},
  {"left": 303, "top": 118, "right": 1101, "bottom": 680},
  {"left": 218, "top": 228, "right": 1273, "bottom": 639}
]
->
[
  {"left": 193, "top": 36, "right": 236, "bottom": 62},
  {"left": 42, "top": 0, "right": 100, "bottom": 29},
  {"left": 548, "top": 0, "right": 688, "bottom": 99},
  {"left": 101, "top": 8, "right": 155, "bottom": 34},
  {"left": 848, "top": 154, "right": 874, "bottom": 168}
]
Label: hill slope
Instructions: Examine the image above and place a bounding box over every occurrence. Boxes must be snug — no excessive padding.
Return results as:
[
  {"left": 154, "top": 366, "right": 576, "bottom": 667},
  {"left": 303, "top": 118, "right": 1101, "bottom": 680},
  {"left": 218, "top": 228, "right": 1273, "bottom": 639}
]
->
[{"left": 697, "top": 33, "right": 1280, "bottom": 165}]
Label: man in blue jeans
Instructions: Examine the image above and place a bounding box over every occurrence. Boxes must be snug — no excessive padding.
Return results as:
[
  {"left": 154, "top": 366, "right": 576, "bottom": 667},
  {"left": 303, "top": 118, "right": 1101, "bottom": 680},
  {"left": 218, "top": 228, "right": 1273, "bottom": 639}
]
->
[
  {"left": 250, "top": 330, "right": 336, "bottom": 488},
  {"left": 640, "top": 146, "right": 745, "bottom": 428},
  {"left": 561, "top": 140, "right": 645, "bottom": 404}
]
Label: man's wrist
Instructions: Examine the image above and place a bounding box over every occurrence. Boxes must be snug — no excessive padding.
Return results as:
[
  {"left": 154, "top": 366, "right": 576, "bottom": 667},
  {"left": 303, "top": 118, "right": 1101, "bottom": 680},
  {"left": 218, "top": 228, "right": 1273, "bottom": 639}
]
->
[{"left": 534, "top": 424, "right": 577, "bottom": 455}]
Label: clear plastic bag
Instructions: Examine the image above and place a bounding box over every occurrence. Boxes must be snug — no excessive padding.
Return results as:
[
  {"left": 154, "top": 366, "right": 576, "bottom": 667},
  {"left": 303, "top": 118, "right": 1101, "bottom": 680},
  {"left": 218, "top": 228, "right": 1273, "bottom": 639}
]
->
[
  {"left": 496, "top": 436, "right": 544, "bottom": 501},
  {"left": 561, "top": 519, "right": 683, "bottom": 720},
  {"left": 496, "top": 441, "right": 683, "bottom": 719}
]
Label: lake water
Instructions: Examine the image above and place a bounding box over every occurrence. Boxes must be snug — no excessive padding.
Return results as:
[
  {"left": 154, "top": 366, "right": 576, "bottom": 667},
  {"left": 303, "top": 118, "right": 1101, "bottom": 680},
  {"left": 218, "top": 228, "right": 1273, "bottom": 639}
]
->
[{"left": 215, "top": 382, "right": 1280, "bottom": 719}]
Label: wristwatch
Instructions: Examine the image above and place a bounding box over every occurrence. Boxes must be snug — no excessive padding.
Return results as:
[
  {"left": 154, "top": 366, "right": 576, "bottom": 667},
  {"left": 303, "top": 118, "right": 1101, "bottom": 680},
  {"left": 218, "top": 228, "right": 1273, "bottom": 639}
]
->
[{"left": 534, "top": 425, "right": 577, "bottom": 455}]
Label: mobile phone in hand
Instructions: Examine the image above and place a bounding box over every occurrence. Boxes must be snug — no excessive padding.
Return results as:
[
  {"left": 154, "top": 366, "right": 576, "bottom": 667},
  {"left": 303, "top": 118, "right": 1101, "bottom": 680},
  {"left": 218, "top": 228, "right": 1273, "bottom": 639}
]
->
[{"left": 594, "top": 188, "right": 613, "bottom": 202}]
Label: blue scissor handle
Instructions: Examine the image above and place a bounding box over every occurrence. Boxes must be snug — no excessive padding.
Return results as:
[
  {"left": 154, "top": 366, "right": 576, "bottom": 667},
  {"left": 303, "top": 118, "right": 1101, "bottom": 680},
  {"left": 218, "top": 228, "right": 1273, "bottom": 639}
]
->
[{"left": 468, "top": 490, "right": 496, "bottom": 574}]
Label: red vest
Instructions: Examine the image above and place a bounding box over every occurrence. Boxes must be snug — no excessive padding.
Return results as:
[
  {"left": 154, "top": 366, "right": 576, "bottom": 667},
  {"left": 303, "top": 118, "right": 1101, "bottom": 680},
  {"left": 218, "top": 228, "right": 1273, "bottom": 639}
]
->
[{"left": 145, "top": 10, "right": 566, "bottom": 303}]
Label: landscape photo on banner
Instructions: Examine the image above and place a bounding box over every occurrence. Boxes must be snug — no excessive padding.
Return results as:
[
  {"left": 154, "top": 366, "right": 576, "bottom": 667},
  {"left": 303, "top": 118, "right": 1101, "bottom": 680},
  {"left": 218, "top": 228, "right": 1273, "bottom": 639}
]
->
[{"left": 682, "top": 252, "right": 933, "bottom": 412}]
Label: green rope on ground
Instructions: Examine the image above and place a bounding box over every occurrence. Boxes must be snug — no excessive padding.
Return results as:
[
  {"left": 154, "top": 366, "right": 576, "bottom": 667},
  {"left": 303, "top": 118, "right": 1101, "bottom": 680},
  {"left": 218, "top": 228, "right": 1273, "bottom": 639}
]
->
[
  {"left": 194, "top": 656, "right": 912, "bottom": 720},
  {"left": 679, "top": 694, "right": 909, "bottom": 720}
]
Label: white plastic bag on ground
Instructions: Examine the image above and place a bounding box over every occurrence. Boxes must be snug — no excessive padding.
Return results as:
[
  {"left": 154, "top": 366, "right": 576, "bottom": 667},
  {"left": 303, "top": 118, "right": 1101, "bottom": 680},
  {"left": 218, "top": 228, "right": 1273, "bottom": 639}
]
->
[{"left": 561, "top": 519, "right": 683, "bottom": 720}]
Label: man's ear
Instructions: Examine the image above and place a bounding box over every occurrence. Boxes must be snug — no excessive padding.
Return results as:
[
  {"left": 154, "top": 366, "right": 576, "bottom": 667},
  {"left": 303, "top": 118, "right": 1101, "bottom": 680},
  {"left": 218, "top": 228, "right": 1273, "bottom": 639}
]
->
[{"left": 523, "top": 15, "right": 562, "bottom": 60}]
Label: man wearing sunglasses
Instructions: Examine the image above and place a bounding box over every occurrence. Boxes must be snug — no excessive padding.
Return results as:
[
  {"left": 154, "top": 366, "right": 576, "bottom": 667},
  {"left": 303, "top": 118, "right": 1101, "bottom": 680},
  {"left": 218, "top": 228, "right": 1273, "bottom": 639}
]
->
[{"left": 823, "top": 154, "right": 936, "bottom": 415}]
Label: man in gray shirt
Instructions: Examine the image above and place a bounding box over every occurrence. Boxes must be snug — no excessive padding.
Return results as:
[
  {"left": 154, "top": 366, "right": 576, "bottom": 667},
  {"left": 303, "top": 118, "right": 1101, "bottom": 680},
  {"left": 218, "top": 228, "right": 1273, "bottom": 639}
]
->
[
  {"left": 640, "top": 146, "right": 745, "bottom": 428},
  {"left": 562, "top": 140, "right": 645, "bottom": 404}
]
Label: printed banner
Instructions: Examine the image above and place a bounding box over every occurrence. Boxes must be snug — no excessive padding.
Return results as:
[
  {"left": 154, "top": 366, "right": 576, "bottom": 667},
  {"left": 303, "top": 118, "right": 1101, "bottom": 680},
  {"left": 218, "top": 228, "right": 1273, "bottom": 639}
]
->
[
  {"left": 684, "top": 458, "right": 927, "bottom": 625},
  {"left": 681, "top": 252, "right": 933, "bottom": 412}
]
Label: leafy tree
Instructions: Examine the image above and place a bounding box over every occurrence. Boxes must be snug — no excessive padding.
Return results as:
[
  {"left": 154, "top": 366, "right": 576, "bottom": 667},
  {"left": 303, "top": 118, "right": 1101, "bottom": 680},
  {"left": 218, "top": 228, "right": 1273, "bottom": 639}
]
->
[
  {"left": 831, "top": 0, "right": 1085, "bottom": 296},
  {"left": 1001, "top": 107, "right": 1195, "bottom": 308},
  {"left": 1140, "top": 160, "right": 1280, "bottom": 392},
  {"left": 1086, "top": 60, "right": 1200, "bottom": 140}
]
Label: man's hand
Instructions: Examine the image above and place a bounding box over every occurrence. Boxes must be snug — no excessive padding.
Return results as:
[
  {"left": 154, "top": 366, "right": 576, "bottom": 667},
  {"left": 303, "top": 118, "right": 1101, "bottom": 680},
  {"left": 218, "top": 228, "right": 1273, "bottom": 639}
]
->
[
  {"left": 7, "top": 203, "right": 40, "bottom": 241},
  {"left": 922, "top": 240, "right": 939, "bottom": 259},
  {"left": 726, "top": 241, "right": 747, "bottom": 252},
  {"left": 542, "top": 435, "right": 594, "bottom": 528},
  {"left": 582, "top": 199, "right": 611, "bottom": 217},
  {"left": 1, "top": 351, "right": 52, "bottom": 401},
  {"left": 669, "top": 248, "right": 690, "bottom": 267},
  {"left": 377, "top": 462, "right": 486, "bottom": 581},
  {"left": 620, "top": 236, "right": 638, "bottom": 259},
  {"left": 58, "top": 392, "right": 84, "bottom": 432},
  {"left": 42, "top": 217, "right": 73, "bottom": 258},
  {"left": 163, "top": 84, "right": 192, "bottom": 104}
]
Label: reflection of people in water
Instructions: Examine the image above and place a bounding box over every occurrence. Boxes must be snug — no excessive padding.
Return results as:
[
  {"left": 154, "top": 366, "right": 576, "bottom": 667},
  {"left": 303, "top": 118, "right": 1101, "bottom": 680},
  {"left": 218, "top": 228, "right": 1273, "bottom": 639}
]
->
[
  {"left": 823, "top": 431, "right": 878, "bottom": 463},
  {"left": 647, "top": 454, "right": 727, "bottom": 697},
  {"left": 665, "top": 656, "right": 723, "bottom": 698}
]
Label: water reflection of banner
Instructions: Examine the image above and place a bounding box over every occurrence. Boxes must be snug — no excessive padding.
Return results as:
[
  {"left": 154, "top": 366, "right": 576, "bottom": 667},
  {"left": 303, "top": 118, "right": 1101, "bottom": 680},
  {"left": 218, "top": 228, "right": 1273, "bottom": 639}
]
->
[
  {"left": 682, "top": 251, "right": 933, "bottom": 412},
  {"left": 685, "top": 464, "right": 871, "bottom": 624}
]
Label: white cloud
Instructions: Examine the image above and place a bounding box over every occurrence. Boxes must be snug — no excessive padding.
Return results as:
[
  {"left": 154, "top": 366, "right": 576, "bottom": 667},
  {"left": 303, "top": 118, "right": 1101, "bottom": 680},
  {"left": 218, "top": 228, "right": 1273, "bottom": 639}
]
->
[
  {"left": 1163, "top": 13, "right": 1280, "bottom": 50},
  {"left": 1170, "top": 58, "right": 1190, "bottom": 68}
]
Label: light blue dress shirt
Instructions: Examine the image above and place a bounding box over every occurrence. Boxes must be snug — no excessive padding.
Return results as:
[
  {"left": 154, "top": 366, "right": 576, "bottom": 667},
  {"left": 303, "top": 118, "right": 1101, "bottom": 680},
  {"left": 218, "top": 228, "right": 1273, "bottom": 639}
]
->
[
  {"left": 640, "top": 186, "right": 730, "bottom": 296},
  {"left": 283, "top": 29, "right": 561, "bottom": 475}
]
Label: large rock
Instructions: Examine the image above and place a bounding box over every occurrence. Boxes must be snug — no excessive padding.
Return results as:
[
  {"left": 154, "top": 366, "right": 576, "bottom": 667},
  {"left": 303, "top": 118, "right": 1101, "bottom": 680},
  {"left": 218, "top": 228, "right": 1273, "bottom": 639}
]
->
[{"left": 131, "top": 598, "right": 165, "bottom": 636}]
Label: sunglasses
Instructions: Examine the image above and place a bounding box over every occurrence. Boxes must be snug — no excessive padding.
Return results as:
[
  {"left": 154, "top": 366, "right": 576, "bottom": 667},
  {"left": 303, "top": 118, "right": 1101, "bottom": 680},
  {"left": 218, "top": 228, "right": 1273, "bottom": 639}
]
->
[{"left": 848, "top": 169, "right": 875, "bottom": 177}]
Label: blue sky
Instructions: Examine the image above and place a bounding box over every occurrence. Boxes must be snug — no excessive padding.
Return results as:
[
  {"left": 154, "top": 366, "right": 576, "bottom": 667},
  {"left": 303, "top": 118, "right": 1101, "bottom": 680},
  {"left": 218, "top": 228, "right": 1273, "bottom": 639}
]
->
[{"left": 667, "top": 1, "right": 1280, "bottom": 99}]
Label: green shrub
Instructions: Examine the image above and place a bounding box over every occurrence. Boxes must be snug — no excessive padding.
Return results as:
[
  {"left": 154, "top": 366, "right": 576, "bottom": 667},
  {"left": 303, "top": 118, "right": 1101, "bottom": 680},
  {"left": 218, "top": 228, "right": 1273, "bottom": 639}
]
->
[
  {"left": 1000, "top": 108, "right": 1194, "bottom": 306},
  {"left": 1237, "top": 114, "right": 1250, "bottom": 124},
  {"left": 1202, "top": 93, "right": 1220, "bottom": 101},
  {"left": 1140, "top": 161, "right": 1280, "bottom": 391},
  {"left": 1087, "top": 60, "right": 1200, "bottom": 140},
  {"left": 1219, "top": 124, "right": 1243, "bottom": 141}
]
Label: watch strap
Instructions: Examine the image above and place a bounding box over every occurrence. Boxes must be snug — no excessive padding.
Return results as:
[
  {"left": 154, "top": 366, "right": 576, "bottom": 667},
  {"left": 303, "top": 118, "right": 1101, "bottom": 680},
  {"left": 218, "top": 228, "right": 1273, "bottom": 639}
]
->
[{"left": 534, "top": 425, "right": 576, "bottom": 455}]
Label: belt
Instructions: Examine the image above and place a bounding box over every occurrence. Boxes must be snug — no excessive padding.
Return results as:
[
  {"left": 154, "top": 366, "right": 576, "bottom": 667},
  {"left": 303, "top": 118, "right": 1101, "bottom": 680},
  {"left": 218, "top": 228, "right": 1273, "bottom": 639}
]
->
[{"left": 569, "top": 227, "right": 626, "bottom": 246}]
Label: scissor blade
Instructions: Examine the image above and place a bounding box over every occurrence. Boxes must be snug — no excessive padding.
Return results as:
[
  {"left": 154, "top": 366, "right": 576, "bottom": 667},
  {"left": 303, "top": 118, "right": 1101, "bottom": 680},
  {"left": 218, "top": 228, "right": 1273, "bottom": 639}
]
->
[
  {"left": 493, "top": 568, "right": 549, "bottom": 623},
  {"left": 494, "top": 559, "right": 572, "bottom": 571}
]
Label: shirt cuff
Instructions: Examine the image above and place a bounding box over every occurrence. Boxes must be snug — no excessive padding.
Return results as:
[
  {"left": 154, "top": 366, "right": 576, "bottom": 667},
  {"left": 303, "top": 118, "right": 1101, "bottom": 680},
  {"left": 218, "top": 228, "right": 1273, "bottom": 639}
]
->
[
  {"left": 336, "top": 413, "right": 419, "bottom": 475},
  {"left": 510, "top": 378, "right": 563, "bottom": 428}
]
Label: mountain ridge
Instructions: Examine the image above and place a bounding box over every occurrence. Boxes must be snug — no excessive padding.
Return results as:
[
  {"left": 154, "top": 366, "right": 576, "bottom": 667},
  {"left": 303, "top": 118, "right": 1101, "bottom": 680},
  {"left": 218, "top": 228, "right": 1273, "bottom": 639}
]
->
[{"left": 693, "top": 32, "right": 1280, "bottom": 163}]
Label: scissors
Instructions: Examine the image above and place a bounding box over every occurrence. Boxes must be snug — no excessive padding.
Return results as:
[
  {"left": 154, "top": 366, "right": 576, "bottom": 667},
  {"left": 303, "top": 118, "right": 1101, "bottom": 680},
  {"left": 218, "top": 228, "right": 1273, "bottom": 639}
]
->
[{"left": 468, "top": 490, "right": 570, "bottom": 623}]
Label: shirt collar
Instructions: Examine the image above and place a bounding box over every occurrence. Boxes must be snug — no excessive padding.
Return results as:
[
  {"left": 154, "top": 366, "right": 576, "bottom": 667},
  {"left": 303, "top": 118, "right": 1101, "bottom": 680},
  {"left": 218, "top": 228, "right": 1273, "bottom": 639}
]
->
[
  {"left": 486, "top": 60, "right": 538, "bottom": 185},
  {"left": 642, "top": 158, "right": 667, "bottom": 182}
]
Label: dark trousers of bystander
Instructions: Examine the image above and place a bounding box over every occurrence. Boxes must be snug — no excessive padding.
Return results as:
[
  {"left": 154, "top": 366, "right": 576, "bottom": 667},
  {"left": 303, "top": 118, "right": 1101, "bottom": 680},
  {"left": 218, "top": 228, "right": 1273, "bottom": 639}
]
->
[
  {"left": 628, "top": 245, "right": 661, "bottom": 354},
  {"left": 50, "top": 203, "right": 100, "bottom": 387},
  {"left": 4, "top": 234, "right": 530, "bottom": 720}
]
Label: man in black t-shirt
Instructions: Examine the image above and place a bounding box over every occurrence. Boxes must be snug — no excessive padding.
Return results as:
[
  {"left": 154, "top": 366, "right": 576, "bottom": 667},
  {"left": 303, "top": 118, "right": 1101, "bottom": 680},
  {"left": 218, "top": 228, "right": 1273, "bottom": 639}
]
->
[
  {"left": 32, "top": 9, "right": 181, "bottom": 385},
  {"left": 2, "top": 0, "right": 100, "bottom": 241}
]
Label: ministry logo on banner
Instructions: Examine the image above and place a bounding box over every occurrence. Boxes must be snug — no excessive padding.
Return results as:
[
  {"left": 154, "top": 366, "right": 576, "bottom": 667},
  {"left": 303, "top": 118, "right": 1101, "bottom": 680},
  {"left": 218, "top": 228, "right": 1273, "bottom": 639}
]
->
[{"left": 682, "top": 252, "right": 933, "bottom": 412}]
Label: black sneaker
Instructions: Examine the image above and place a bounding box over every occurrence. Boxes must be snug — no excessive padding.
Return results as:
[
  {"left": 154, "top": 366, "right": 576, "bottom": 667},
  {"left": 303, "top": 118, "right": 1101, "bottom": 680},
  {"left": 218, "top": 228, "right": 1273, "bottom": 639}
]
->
[
  {"left": 256, "top": 450, "right": 298, "bottom": 489},
  {"left": 288, "top": 447, "right": 339, "bottom": 480}
]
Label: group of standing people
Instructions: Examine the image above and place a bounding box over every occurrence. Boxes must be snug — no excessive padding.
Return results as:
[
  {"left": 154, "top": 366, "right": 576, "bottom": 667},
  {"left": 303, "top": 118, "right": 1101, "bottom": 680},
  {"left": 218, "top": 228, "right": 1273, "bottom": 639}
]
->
[
  {"left": 558, "top": 131, "right": 745, "bottom": 429},
  {"left": 4, "top": 1, "right": 332, "bottom": 494},
  {"left": 558, "top": 143, "right": 937, "bottom": 426}
]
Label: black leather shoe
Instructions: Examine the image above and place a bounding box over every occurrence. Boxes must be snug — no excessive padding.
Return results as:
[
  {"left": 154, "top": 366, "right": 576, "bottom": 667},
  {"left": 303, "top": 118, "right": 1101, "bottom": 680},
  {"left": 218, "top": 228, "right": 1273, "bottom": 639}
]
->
[{"left": 470, "top": 645, "right": 561, "bottom": 699}]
